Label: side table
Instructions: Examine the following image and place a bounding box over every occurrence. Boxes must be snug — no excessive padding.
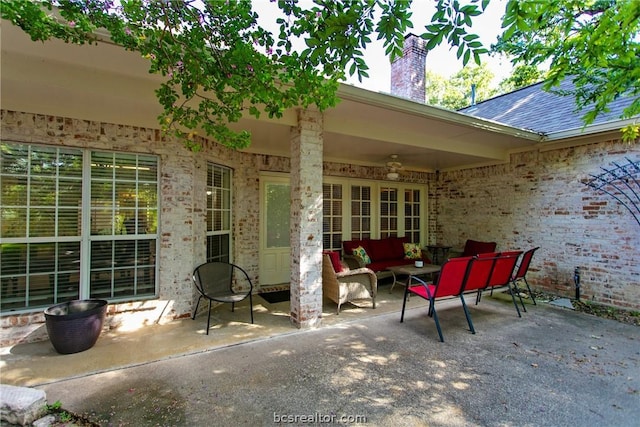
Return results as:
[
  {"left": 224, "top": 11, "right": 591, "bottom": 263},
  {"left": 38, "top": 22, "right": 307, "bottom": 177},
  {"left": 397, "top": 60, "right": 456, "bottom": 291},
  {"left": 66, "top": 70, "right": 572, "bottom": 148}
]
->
[{"left": 386, "top": 264, "right": 441, "bottom": 293}]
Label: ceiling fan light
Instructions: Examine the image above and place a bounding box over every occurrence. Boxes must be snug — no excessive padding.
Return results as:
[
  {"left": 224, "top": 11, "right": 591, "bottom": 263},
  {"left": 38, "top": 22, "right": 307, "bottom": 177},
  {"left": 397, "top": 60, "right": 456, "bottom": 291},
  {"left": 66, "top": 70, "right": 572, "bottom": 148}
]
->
[{"left": 386, "top": 172, "right": 399, "bottom": 180}]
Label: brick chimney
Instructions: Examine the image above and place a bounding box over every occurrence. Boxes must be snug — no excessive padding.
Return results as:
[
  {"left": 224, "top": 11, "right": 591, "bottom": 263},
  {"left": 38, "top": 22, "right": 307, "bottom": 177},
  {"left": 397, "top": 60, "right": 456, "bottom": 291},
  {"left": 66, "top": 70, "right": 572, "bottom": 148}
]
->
[{"left": 390, "top": 33, "right": 427, "bottom": 103}]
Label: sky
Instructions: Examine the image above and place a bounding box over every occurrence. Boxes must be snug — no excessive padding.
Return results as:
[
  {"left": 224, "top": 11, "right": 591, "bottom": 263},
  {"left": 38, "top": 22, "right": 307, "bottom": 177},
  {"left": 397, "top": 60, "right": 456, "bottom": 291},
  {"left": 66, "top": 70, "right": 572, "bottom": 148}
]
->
[{"left": 253, "top": 0, "right": 513, "bottom": 94}]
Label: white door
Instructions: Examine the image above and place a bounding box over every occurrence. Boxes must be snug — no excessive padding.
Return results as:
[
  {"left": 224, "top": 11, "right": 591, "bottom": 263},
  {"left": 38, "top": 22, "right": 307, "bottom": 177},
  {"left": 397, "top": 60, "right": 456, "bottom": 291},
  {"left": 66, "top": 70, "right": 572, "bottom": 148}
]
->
[{"left": 259, "top": 175, "right": 291, "bottom": 285}]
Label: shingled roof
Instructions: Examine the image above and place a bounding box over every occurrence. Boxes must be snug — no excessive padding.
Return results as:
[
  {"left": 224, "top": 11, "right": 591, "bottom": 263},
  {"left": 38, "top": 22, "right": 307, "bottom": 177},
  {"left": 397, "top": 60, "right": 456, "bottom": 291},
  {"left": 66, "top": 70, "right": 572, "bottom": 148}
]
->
[{"left": 459, "top": 77, "right": 637, "bottom": 136}]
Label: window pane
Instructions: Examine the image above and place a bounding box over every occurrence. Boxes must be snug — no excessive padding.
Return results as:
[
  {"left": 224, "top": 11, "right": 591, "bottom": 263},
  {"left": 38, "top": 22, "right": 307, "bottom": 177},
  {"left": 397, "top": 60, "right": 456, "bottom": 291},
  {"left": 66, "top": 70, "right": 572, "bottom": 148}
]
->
[
  {"left": 29, "top": 208, "right": 56, "bottom": 237},
  {"left": 58, "top": 149, "right": 83, "bottom": 177},
  {"left": 1, "top": 208, "right": 27, "bottom": 238},
  {"left": 266, "top": 183, "right": 290, "bottom": 248},
  {"left": 114, "top": 153, "right": 137, "bottom": 180},
  {"left": 58, "top": 179, "right": 82, "bottom": 206},
  {"left": 1, "top": 143, "right": 29, "bottom": 175},
  {"left": 1, "top": 176, "right": 27, "bottom": 206},
  {"left": 30, "top": 177, "right": 56, "bottom": 206},
  {"left": 137, "top": 155, "right": 158, "bottom": 181},
  {"left": 58, "top": 208, "right": 81, "bottom": 236},
  {"left": 91, "top": 152, "right": 115, "bottom": 179},
  {"left": 30, "top": 147, "right": 58, "bottom": 176},
  {"left": 207, "top": 234, "right": 230, "bottom": 263},
  {"left": 362, "top": 202, "right": 370, "bottom": 216}
]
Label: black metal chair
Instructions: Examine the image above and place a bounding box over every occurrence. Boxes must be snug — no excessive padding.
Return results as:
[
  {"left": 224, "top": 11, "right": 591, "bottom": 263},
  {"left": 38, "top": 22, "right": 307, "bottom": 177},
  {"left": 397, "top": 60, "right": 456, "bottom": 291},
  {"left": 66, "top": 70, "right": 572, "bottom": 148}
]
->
[{"left": 191, "top": 262, "right": 254, "bottom": 334}]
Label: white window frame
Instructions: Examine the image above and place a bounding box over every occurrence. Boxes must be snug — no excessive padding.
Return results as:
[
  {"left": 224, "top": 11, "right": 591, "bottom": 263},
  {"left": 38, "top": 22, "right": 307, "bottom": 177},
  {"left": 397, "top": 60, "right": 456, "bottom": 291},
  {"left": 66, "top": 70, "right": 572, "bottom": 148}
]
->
[
  {"left": 206, "top": 163, "right": 233, "bottom": 263},
  {"left": 322, "top": 176, "right": 428, "bottom": 251},
  {"left": 1, "top": 142, "right": 159, "bottom": 314}
]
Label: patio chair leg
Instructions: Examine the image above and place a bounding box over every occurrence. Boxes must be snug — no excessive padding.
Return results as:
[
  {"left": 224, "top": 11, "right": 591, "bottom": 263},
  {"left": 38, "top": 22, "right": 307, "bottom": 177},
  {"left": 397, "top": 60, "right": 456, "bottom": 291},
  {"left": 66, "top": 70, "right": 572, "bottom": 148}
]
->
[
  {"left": 206, "top": 299, "right": 212, "bottom": 335},
  {"left": 522, "top": 278, "right": 537, "bottom": 305},
  {"left": 400, "top": 289, "right": 409, "bottom": 322},
  {"left": 192, "top": 295, "right": 203, "bottom": 320},
  {"left": 507, "top": 284, "right": 522, "bottom": 318},
  {"left": 231, "top": 302, "right": 235, "bottom": 312},
  {"left": 460, "top": 296, "right": 476, "bottom": 334},
  {"left": 249, "top": 293, "right": 254, "bottom": 324},
  {"left": 431, "top": 305, "right": 444, "bottom": 342},
  {"left": 511, "top": 280, "right": 527, "bottom": 312}
]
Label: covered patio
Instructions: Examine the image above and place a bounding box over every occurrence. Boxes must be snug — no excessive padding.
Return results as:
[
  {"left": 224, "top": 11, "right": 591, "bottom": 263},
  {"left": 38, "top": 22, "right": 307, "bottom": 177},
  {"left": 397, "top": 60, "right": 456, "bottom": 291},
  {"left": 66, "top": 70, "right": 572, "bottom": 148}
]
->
[{"left": 1, "top": 21, "right": 638, "bottom": 346}]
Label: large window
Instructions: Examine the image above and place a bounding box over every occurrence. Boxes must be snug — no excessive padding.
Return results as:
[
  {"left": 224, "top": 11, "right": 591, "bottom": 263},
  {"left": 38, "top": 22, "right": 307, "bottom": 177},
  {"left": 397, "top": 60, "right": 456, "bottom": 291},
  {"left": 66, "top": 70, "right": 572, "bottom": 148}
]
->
[
  {"left": 206, "top": 164, "right": 232, "bottom": 262},
  {"left": 0, "top": 142, "right": 158, "bottom": 313}
]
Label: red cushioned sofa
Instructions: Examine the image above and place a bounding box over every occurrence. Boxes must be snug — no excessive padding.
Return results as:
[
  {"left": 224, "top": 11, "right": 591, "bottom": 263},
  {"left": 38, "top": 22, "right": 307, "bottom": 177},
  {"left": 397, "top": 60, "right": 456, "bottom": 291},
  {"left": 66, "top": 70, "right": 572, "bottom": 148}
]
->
[{"left": 342, "top": 236, "right": 431, "bottom": 280}]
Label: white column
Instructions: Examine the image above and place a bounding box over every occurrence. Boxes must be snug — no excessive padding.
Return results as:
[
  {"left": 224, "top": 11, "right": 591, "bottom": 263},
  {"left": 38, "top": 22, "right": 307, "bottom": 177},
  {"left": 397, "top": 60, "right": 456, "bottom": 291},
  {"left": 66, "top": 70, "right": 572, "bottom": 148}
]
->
[{"left": 289, "top": 108, "right": 324, "bottom": 328}]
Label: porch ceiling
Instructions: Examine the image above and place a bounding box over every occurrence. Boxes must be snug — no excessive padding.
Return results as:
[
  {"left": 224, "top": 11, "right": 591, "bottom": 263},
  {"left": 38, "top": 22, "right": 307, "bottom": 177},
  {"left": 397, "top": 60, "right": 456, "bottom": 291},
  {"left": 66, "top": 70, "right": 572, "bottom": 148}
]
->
[{"left": 2, "top": 23, "right": 543, "bottom": 172}]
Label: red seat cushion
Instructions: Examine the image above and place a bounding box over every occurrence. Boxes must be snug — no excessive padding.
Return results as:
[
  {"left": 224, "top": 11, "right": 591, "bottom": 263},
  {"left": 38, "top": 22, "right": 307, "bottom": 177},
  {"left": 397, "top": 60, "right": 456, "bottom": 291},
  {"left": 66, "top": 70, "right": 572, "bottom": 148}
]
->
[
  {"left": 408, "top": 283, "right": 435, "bottom": 299},
  {"left": 323, "top": 250, "right": 344, "bottom": 273}
]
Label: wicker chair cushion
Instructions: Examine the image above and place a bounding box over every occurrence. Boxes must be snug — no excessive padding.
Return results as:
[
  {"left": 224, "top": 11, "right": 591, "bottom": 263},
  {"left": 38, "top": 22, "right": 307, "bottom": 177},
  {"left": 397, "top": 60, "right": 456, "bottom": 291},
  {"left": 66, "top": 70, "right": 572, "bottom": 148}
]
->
[{"left": 323, "top": 250, "right": 344, "bottom": 273}]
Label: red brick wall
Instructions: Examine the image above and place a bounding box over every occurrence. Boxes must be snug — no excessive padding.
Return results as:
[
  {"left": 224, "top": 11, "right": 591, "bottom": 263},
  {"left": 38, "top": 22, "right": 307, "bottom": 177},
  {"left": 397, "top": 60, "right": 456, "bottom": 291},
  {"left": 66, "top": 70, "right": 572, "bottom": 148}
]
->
[
  {"left": 390, "top": 34, "right": 427, "bottom": 103},
  {"left": 437, "top": 139, "right": 640, "bottom": 310}
]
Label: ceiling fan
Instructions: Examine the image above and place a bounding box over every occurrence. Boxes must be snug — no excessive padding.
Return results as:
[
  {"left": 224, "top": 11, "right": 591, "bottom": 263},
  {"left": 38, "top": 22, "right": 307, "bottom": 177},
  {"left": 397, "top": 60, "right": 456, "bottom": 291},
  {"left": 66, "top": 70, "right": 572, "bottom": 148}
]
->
[{"left": 386, "top": 154, "right": 404, "bottom": 180}]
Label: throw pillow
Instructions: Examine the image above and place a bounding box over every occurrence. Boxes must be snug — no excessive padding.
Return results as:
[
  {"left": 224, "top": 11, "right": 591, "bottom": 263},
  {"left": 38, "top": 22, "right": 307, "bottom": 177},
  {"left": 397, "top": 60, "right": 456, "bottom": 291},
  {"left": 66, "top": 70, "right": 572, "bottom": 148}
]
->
[
  {"left": 352, "top": 246, "right": 372, "bottom": 265},
  {"left": 403, "top": 243, "right": 422, "bottom": 260}
]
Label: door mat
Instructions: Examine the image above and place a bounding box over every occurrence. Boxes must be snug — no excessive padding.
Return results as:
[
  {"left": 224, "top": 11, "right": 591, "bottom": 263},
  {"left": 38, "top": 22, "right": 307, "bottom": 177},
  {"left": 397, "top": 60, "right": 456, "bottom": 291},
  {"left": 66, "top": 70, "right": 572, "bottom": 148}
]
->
[{"left": 259, "top": 290, "right": 290, "bottom": 304}]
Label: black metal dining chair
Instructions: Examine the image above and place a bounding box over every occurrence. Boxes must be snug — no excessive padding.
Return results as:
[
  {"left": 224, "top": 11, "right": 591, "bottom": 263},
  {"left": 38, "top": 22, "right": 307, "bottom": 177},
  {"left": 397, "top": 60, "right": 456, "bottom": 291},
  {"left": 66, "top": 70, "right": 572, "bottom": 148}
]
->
[{"left": 191, "top": 261, "right": 254, "bottom": 334}]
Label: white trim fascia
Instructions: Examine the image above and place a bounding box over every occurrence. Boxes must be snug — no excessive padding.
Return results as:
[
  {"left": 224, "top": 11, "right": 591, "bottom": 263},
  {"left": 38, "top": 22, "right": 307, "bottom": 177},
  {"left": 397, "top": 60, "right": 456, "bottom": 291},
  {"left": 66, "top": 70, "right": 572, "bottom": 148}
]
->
[
  {"left": 544, "top": 117, "right": 638, "bottom": 141},
  {"left": 337, "top": 84, "right": 545, "bottom": 142}
]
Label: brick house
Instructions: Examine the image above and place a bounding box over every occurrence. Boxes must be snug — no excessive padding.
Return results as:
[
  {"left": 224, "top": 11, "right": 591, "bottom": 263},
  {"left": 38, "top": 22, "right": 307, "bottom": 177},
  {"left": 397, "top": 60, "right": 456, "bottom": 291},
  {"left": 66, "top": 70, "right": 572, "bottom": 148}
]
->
[{"left": 1, "top": 27, "right": 638, "bottom": 346}]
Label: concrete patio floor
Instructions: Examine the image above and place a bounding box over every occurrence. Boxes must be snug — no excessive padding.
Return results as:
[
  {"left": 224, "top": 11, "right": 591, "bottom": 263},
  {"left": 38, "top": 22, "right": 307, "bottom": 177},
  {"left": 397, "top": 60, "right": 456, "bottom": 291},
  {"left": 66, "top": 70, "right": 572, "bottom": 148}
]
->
[
  {"left": 1, "top": 284, "right": 639, "bottom": 426},
  {"left": 2, "top": 283, "right": 424, "bottom": 387}
]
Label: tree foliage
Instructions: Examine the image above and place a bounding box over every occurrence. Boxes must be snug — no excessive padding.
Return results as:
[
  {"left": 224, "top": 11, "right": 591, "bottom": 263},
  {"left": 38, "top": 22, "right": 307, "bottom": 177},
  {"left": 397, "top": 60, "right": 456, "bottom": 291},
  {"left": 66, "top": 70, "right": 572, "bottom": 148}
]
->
[
  {"left": 493, "top": 0, "right": 640, "bottom": 141},
  {"left": 1, "top": 0, "right": 638, "bottom": 146},
  {"left": 425, "top": 63, "right": 498, "bottom": 110},
  {"left": 497, "top": 64, "right": 545, "bottom": 93},
  {"left": 0, "top": 0, "right": 413, "bottom": 149}
]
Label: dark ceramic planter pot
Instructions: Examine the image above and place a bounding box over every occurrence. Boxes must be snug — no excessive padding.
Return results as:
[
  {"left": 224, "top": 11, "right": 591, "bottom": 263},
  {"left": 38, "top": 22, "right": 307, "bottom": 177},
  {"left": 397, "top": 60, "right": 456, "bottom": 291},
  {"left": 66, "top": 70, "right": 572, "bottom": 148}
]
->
[{"left": 44, "top": 299, "right": 108, "bottom": 354}]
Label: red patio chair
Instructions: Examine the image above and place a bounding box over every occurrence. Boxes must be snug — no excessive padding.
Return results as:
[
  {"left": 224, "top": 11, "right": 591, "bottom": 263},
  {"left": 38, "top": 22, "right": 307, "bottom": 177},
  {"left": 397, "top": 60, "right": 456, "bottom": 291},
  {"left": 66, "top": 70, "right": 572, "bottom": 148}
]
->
[
  {"left": 480, "top": 251, "right": 525, "bottom": 317},
  {"left": 510, "top": 247, "right": 539, "bottom": 306},
  {"left": 400, "top": 256, "right": 475, "bottom": 342},
  {"left": 463, "top": 254, "right": 499, "bottom": 304}
]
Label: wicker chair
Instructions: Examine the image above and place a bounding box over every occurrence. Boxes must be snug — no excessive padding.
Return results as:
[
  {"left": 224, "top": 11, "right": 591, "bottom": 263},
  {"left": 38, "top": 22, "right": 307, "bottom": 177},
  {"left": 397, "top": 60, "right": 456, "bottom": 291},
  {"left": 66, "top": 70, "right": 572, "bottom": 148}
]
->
[{"left": 322, "top": 253, "right": 377, "bottom": 314}]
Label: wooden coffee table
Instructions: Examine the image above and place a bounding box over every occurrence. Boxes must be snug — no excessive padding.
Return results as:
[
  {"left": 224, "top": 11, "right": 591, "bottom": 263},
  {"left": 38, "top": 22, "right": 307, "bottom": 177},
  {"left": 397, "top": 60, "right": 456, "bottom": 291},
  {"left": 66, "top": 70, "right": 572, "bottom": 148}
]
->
[{"left": 386, "top": 264, "right": 441, "bottom": 293}]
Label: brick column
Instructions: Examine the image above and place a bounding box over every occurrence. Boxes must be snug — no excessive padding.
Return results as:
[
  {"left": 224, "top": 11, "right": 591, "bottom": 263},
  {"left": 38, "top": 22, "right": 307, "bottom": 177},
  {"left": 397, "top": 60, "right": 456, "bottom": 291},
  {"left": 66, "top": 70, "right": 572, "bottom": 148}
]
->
[{"left": 289, "top": 108, "right": 323, "bottom": 328}]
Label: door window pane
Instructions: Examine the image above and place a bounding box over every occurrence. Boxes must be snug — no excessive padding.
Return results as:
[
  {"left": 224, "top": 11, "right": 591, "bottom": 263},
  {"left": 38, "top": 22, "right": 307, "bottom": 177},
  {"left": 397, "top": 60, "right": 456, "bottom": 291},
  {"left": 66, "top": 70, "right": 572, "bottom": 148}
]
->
[
  {"left": 265, "top": 183, "right": 290, "bottom": 248},
  {"left": 351, "top": 185, "right": 371, "bottom": 240},
  {"left": 323, "top": 183, "right": 343, "bottom": 252}
]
